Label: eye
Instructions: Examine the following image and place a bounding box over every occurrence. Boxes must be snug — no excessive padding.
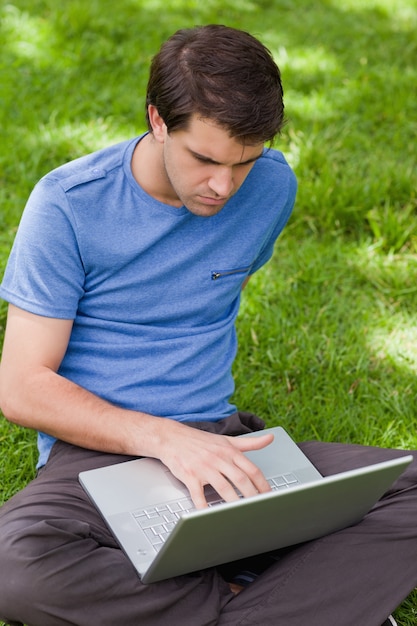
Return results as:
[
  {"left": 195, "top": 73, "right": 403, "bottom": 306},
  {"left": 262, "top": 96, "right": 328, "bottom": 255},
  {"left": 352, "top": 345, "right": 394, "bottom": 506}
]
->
[{"left": 195, "top": 155, "right": 214, "bottom": 165}]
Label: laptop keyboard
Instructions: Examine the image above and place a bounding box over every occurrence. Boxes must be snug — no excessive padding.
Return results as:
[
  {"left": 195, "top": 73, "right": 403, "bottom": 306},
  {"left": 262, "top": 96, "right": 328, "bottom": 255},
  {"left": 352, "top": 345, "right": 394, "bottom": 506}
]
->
[{"left": 132, "top": 473, "right": 300, "bottom": 552}]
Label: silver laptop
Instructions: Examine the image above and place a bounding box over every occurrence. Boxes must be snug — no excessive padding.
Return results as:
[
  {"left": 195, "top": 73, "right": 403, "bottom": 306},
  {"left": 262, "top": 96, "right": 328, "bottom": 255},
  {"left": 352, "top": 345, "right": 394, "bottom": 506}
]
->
[{"left": 79, "top": 426, "right": 412, "bottom": 583}]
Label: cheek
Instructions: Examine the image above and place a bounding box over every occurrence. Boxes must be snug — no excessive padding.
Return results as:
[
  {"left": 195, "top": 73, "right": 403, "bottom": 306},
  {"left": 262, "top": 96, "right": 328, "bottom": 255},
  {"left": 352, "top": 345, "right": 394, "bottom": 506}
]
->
[
  {"left": 183, "top": 165, "right": 209, "bottom": 189},
  {"left": 234, "top": 167, "right": 252, "bottom": 190}
]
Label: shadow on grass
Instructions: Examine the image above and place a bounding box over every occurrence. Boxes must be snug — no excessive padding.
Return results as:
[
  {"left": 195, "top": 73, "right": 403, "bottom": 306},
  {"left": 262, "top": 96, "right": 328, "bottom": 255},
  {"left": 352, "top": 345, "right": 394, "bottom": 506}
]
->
[
  {"left": 233, "top": 234, "right": 417, "bottom": 449},
  {"left": 1, "top": 0, "right": 415, "bottom": 219}
]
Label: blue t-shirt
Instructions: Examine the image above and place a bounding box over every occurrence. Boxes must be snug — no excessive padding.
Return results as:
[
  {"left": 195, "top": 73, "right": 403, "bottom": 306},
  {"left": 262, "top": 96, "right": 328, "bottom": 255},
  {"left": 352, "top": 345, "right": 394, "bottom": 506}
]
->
[{"left": 0, "top": 134, "right": 297, "bottom": 466}]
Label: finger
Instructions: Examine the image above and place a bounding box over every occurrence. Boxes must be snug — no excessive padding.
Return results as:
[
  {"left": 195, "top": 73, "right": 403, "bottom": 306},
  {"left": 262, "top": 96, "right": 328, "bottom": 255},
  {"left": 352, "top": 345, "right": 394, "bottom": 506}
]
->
[
  {"left": 205, "top": 448, "right": 269, "bottom": 500},
  {"left": 188, "top": 474, "right": 243, "bottom": 508},
  {"left": 232, "top": 453, "right": 271, "bottom": 495},
  {"left": 207, "top": 472, "right": 243, "bottom": 503},
  {"left": 197, "top": 434, "right": 273, "bottom": 499},
  {"left": 232, "top": 432, "right": 275, "bottom": 452},
  {"left": 187, "top": 481, "right": 209, "bottom": 509}
]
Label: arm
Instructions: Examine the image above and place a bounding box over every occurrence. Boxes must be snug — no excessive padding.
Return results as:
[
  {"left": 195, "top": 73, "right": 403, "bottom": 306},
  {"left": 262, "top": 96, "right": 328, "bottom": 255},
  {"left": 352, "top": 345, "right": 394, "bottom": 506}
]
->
[{"left": 0, "top": 304, "right": 272, "bottom": 507}]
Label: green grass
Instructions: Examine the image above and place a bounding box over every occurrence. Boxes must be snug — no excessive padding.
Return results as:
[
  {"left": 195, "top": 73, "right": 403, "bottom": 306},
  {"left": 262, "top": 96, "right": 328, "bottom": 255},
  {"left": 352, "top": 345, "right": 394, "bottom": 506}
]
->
[{"left": 0, "top": 0, "right": 416, "bottom": 623}]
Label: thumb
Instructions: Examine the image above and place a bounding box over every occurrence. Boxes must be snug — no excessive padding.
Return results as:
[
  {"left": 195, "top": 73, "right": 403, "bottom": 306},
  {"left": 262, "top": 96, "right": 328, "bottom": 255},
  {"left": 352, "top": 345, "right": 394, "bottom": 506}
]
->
[{"left": 232, "top": 432, "right": 274, "bottom": 452}]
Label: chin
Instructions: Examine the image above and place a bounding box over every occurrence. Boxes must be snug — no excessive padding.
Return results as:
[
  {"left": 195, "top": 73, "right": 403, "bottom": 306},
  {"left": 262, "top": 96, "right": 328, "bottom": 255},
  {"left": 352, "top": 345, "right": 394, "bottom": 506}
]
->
[
  {"left": 185, "top": 200, "right": 227, "bottom": 217},
  {"left": 189, "top": 206, "right": 225, "bottom": 217}
]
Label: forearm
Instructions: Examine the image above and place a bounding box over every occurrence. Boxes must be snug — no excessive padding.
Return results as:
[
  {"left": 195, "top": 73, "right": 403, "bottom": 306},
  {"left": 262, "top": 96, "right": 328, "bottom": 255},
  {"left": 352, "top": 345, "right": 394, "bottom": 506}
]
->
[{"left": 0, "top": 365, "right": 169, "bottom": 458}]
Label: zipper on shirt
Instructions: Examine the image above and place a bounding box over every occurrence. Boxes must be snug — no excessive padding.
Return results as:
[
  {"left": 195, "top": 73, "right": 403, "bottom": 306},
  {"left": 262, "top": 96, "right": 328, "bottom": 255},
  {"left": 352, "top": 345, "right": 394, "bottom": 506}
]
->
[{"left": 211, "top": 266, "right": 252, "bottom": 280}]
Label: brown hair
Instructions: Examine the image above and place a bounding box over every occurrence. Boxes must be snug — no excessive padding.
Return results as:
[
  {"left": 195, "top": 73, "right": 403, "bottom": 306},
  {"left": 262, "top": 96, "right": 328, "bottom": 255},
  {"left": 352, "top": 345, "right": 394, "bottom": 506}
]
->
[{"left": 146, "top": 25, "right": 285, "bottom": 144}]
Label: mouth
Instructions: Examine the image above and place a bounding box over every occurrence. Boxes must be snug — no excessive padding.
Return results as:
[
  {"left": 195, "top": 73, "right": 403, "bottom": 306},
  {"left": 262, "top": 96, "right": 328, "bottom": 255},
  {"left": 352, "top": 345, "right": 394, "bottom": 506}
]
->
[{"left": 198, "top": 195, "right": 228, "bottom": 206}]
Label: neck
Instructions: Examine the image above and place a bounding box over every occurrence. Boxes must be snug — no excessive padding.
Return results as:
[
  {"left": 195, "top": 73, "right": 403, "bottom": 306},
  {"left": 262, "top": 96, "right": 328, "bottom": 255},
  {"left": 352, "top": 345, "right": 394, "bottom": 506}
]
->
[{"left": 131, "top": 133, "right": 181, "bottom": 207}]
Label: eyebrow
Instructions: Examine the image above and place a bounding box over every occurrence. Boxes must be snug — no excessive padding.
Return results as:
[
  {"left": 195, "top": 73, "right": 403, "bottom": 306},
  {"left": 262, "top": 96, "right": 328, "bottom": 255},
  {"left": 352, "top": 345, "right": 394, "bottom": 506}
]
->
[{"left": 189, "top": 149, "right": 263, "bottom": 167}]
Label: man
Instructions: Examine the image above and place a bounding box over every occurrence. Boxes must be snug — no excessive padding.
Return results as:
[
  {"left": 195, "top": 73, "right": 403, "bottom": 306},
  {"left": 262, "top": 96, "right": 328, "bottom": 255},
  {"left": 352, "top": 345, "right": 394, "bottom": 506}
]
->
[{"left": 0, "top": 24, "right": 415, "bottom": 626}]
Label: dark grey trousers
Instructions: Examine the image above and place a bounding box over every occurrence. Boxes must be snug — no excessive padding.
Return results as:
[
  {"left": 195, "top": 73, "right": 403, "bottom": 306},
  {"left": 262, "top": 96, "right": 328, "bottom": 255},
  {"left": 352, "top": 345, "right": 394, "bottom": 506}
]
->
[{"left": 0, "top": 413, "right": 416, "bottom": 626}]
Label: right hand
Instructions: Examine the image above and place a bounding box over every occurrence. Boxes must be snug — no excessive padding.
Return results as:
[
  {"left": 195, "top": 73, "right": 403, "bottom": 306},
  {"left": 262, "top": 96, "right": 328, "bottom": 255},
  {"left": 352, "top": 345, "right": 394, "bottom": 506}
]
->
[{"left": 156, "top": 419, "right": 274, "bottom": 508}]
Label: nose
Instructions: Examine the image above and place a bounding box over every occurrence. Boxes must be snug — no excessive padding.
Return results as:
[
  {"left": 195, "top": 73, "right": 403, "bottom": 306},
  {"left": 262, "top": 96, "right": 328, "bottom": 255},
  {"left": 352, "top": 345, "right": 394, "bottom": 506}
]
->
[{"left": 208, "top": 167, "right": 234, "bottom": 198}]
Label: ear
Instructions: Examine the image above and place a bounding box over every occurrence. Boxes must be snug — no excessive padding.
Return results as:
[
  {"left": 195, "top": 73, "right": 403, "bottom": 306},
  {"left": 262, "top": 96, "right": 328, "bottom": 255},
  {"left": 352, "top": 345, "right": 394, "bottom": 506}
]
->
[{"left": 147, "top": 105, "right": 167, "bottom": 143}]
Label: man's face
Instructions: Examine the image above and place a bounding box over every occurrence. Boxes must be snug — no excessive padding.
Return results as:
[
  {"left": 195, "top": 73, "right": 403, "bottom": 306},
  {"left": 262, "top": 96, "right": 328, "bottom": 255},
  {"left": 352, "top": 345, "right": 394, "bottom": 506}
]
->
[{"left": 158, "top": 115, "right": 264, "bottom": 217}]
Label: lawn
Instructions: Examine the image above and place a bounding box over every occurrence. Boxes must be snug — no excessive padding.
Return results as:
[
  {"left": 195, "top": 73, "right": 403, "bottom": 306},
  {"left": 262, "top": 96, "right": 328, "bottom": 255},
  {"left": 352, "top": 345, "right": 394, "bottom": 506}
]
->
[{"left": 0, "top": 0, "right": 416, "bottom": 623}]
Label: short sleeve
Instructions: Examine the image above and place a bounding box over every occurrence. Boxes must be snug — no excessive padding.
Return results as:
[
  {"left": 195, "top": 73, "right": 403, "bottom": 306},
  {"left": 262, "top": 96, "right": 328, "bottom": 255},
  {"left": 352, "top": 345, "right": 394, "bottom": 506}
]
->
[
  {"left": 0, "top": 177, "right": 85, "bottom": 319},
  {"left": 250, "top": 165, "right": 297, "bottom": 274}
]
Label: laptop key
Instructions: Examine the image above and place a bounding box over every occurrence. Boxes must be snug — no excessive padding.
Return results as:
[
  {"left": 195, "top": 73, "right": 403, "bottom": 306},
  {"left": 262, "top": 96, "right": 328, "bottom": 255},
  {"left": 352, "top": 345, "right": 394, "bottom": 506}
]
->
[
  {"left": 138, "top": 514, "right": 166, "bottom": 529},
  {"left": 144, "top": 528, "right": 162, "bottom": 544},
  {"left": 208, "top": 499, "right": 223, "bottom": 507},
  {"left": 283, "top": 473, "right": 298, "bottom": 484},
  {"left": 270, "top": 477, "right": 288, "bottom": 489},
  {"left": 153, "top": 542, "right": 164, "bottom": 552},
  {"left": 179, "top": 497, "right": 194, "bottom": 511},
  {"left": 167, "top": 502, "right": 182, "bottom": 513}
]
